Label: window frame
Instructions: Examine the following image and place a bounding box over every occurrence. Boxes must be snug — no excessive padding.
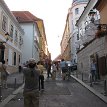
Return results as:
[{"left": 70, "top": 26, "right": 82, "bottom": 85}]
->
[
  {"left": 2, "top": 15, "right": 8, "bottom": 32},
  {"left": 10, "top": 24, "right": 14, "bottom": 38},
  {"left": 15, "top": 30, "right": 18, "bottom": 42},
  {"left": 13, "top": 52, "right": 16, "bottom": 65},
  {"left": 75, "top": 8, "right": 79, "bottom": 15}
]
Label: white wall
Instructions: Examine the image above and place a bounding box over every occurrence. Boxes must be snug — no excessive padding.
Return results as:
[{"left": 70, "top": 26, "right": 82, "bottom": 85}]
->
[
  {"left": 21, "top": 23, "right": 40, "bottom": 63},
  {"left": 69, "top": 2, "right": 88, "bottom": 63},
  {"left": 21, "top": 23, "right": 33, "bottom": 63},
  {"left": 8, "top": 48, "right": 12, "bottom": 65}
]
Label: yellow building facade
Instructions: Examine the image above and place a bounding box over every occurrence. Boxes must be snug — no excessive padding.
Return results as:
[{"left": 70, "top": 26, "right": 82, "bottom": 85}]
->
[{"left": 36, "top": 20, "right": 48, "bottom": 61}]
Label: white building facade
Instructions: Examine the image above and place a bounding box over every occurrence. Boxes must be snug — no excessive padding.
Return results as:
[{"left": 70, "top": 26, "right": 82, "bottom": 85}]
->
[
  {"left": 12, "top": 11, "right": 40, "bottom": 64},
  {"left": 21, "top": 23, "right": 40, "bottom": 63},
  {"left": 68, "top": 0, "right": 89, "bottom": 64},
  {"left": 0, "top": 0, "right": 24, "bottom": 73}
]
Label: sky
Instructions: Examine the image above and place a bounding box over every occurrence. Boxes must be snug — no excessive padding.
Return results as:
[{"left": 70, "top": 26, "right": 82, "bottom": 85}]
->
[{"left": 4, "top": 0, "right": 73, "bottom": 60}]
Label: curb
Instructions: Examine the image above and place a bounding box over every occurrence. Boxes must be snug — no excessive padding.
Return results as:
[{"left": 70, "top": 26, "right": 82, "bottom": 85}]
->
[
  {"left": 71, "top": 75, "right": 107, "bottom": 104},
  {"left": 0, "top": 84, "right": 24, "bottom": 107}
]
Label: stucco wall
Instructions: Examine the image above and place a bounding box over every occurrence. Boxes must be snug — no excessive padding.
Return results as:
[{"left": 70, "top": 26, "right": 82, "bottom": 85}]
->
[
  {"left": 100, "top": 2, "right": 107, "bottom": 24},
  {"left": 77, "top": 36, "right": 107, "bottom": 74}
]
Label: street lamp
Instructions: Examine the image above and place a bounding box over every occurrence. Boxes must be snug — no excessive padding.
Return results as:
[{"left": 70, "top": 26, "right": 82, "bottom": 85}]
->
[
  {"left": 0, "top": 32, "right": 9, "bottom": 102},
  {"left": 0, "top": 32, "right": 9, "bottom": 44},
  {"left": 5, "top": 32, "right": 9, "bottom": 42}
]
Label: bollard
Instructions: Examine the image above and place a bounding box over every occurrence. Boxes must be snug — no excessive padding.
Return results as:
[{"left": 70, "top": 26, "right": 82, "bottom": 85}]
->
[
  {"left": 82, "top": 73, "right": 83, "bottom": 81},
  {"left": 76, "top": 70, "right": 78, "bottom": 78},
  {"left": 0, "top": 85, "right": 2, "bottom": 102},
  {"left": 104, "top": 80, "right": 107, "bottom": 96},
  {"left": 90, "top": 75, "right": 93, "bottom": 87},
  {"left": 14, "top": 78, "right": 17, "bottom": 89}
]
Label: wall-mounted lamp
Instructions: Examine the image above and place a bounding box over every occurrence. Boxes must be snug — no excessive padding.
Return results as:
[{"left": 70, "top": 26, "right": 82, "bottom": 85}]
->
[
  {"left": 0, "top": 32, "right": 9, "bottom": 45},
  {"left": 5, "top": 32, "right": 9, "bottom": 42}
]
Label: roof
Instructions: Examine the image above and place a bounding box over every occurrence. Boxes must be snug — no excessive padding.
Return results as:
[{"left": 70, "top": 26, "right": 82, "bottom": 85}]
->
[
  {"left": 12, "top": 11, "right": 42, "bottom": 23},
  {"left": 73, "top": 0, "right": 89, "bottom": 4}
]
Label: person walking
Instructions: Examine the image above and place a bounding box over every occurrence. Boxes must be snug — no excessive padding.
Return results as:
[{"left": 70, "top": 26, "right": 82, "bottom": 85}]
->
[
  {"left": 0, "top": 60, "right": 8, "bottom": 89},
  {"left": 90, "top": 59, "right": 97, "bottom": 82},
  {"left": 60, "top": 59, "right": 67, "bottom": 80},
  {"left": 52, "top": 62, "right": 57, "bottom": 80},
  {"left": 22, "top": 58, "right": 40, "bottom": 107},
  {"left": 37, "top": 61, "right": 45, "bottom": 91},
  {"left": 45, "top": 58, "right": 52, "bottom": 78},
  {"left": 47, "top": 59, "right": 52, "bottom": 78},
  {"left": 18, "top": 64, "right": 22, "bottom": 73}
]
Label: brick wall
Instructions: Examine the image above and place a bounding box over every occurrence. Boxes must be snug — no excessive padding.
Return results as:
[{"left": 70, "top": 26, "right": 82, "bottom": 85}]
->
[{"left": 77, "top": 36, "right": 107, "bottom": 74}]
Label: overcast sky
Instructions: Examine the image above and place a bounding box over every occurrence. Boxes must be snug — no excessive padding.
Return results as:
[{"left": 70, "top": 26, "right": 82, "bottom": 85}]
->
[{"left": 4, "top": 0, "right": 73, "bottom": 60}]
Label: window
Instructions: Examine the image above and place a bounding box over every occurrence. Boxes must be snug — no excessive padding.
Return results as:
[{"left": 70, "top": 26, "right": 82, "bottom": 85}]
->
[
  {"left": 77, "top": 34, "right": 79, "bottom": 40},
  {"left": 14, "top": 52, "right": 16, "bottom": 65},
  {"left": 19, "top": 36, "right": 21, "bottom": 43},
  {"left": 19, "top": 55, "right": 20, "bottom": 63},
  {"left": 10, "top": 25, "right": 14, "bottom": 38},
  {"left": 15, "top": 30, "right": 18, "bottom": 42},
  {"left": 19, "top": 36, "right": 23, "bottom": 45},
  {"left": 2, "top": 15, "right": 7, "bottom": 31},
  {"left": 75, "top": 8, "right": 79, "bottom": 15}
]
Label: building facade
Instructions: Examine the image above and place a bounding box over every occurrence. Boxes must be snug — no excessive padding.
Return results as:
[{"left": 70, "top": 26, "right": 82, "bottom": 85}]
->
[
  {"left": 0, "top": 0, "right": 24, "bottom": 73},
  {"left": 76, "top": 0, "right": 107, "bottom": 79},
  {"left": 60, "top": 0, "right": 89, "bottom": 63},
  {"left": 12, "top": 11, "right": 41, "bottom": 63},
  {"left": 60, "top": 14, "right": 70, "bottom": 60},
  {"left": 36, "top": 20, "right": 48, "bottom": 62},
  {"left": 69, "top": 0, "right": 89, "bottom": 64}
]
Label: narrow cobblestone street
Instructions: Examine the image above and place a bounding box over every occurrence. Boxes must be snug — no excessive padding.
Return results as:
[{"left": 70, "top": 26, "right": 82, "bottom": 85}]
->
[{"left": 3, "top": 72, "right": 107, "bottom": 107}]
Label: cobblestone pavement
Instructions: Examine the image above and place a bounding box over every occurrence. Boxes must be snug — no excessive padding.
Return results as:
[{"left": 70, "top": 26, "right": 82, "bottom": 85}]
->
[
  {"left": 0, "top": 72, "right": 24, "bottom": 101},
  {"left": 3, "top": 72, "right": 107, "bottom": 107},
  {"left": 72, "top": 70, "right": 107, "bottom": 97}
]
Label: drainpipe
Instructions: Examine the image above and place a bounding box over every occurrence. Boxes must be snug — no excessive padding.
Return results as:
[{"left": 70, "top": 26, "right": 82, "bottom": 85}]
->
[
  {"left": 32, "top": 23, "right": 35, "bottom": 58},
  {"left": 96, "top": 53, "right": 100, "bottom": 80}
]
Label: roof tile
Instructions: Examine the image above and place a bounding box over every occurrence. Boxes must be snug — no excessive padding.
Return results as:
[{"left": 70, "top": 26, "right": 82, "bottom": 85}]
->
[{"left": 12, "top": 11, "right": 42, "bottom": 23}]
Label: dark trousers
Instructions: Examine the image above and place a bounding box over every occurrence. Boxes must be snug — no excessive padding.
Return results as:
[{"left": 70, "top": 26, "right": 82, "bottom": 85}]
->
[
  {"left": 39, "top": 75, "right": 44, "bottom": 90},
  {"left": 23, "top": 90, "right": 39, "bottom": 107},
  {"left": 91, "top": 70, "right": 96, "bottom": 82},
  {"left": 47, "top": 68, "right": 52, "bottom": 78}
]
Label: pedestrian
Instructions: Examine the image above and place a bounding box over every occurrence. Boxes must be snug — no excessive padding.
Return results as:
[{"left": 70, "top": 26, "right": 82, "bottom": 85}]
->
[
  {"left": 47, "top": 59, "right": 52, "bottom": 78},
  {"left": 45, "top": 58, "right": 52, "bottom": 78},
  {"left": 90, "top": 59, "right": 96, "bottom": 82},
  {"left": 0, "top": 60, "right": 8, "bottom": 89},
  {"left": 22, "top": 58, "right": 40, "bottom": 107},
  {"left": 37, "top": 61, "right": 45, "bottom": 91},
  {"left": 52, "top": 62, "right": 57, "bottom": 80},
  {"left": 18, "top": 64, "right": 22, "bottom": 73},
  {"left": 60, "top": 59, "right": 67, "bottom": 80}
]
